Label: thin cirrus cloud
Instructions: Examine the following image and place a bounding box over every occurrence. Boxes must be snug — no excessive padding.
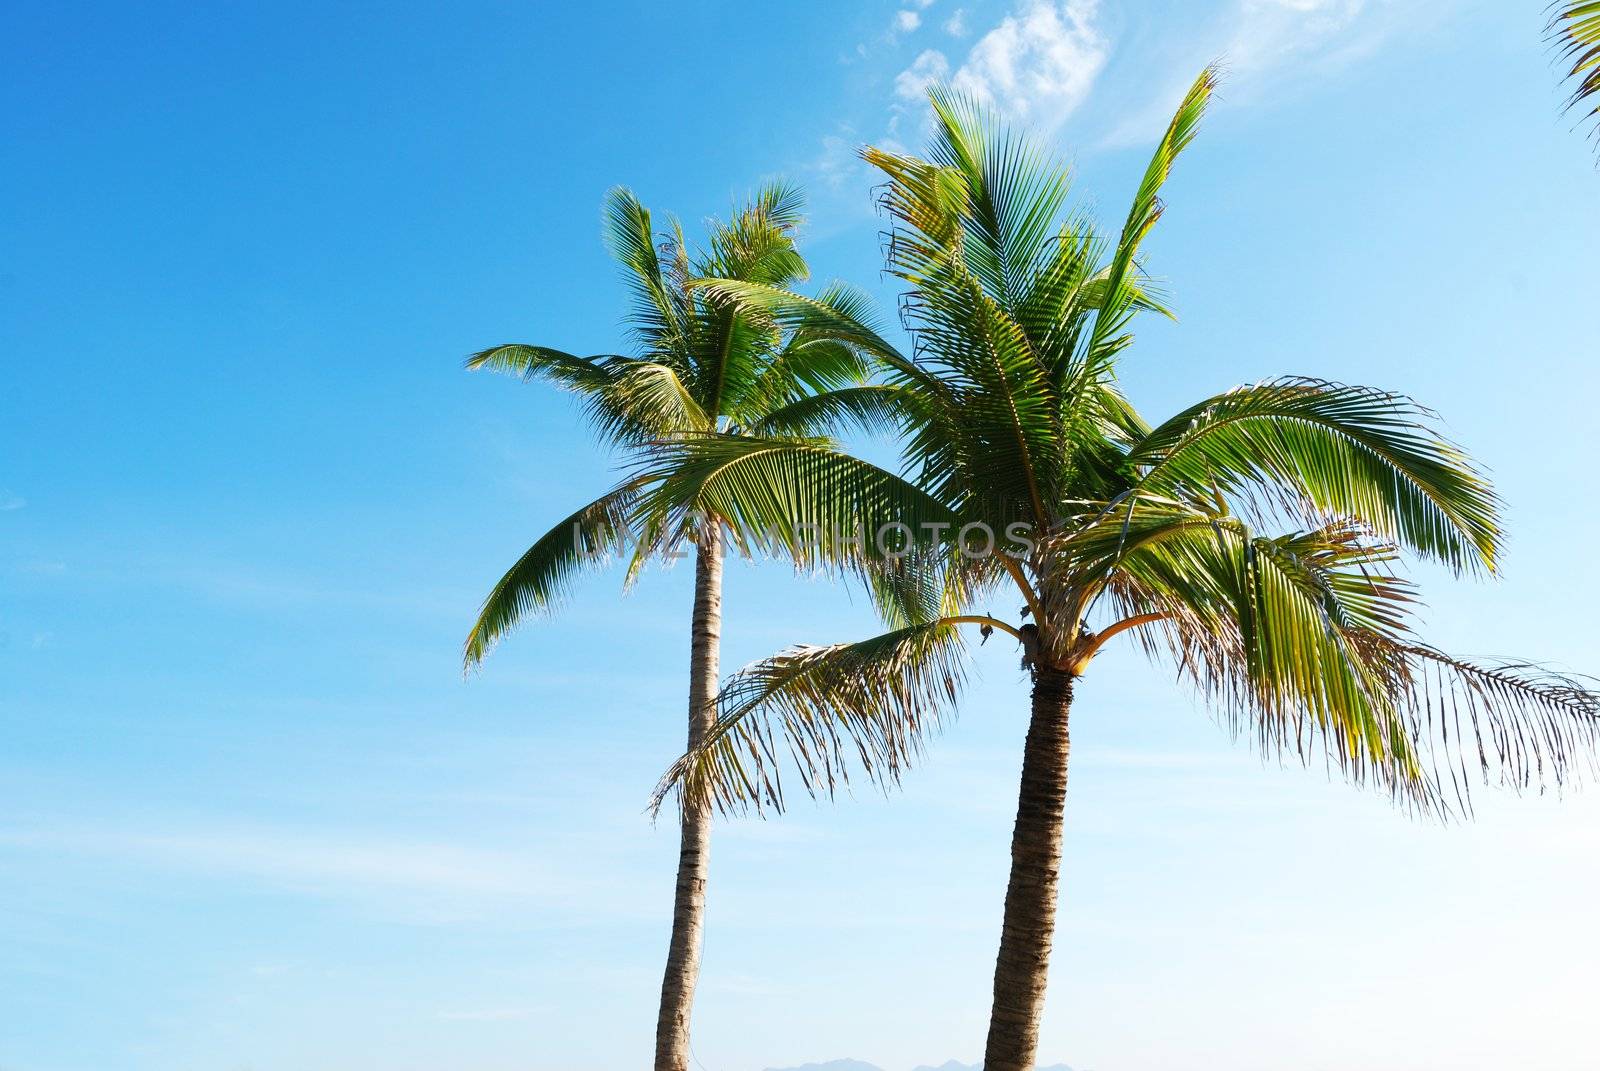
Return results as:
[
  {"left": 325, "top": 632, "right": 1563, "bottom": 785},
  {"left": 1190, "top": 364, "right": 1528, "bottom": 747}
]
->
[
  {"left": 1098, "top": 0, "right": 1401, "bottom": 148},
  {"left": 891, "top": 0, "right": 1108, "bottom": 129},
  {"left": 812, "top": 1, "right": 1104, "bottom": 205},
  {"left": 818, "top": 0, "right": 1392, "bottom": 209}
]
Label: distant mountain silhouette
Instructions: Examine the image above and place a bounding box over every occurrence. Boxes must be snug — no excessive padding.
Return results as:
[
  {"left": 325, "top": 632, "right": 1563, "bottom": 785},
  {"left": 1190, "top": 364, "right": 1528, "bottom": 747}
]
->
[
  {"left": 764, "top": 1060, "right": 1076, "bottom": 1071},
  {"left": 912, "top": 1062, "right": 1075, "bottom": 1071}
]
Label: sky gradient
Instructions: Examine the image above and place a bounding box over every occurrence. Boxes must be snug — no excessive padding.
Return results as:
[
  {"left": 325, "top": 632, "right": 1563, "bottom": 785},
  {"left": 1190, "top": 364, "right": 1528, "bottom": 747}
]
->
[{"left": 4, "top": 2, "right": 1599, "bottom": 1069}]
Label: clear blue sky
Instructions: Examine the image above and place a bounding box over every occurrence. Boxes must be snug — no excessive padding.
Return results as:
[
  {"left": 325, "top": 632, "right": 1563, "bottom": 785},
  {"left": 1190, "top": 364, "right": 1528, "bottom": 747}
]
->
[{"left": 4, "top": 2, "right": 1598, "bottom": 1069}]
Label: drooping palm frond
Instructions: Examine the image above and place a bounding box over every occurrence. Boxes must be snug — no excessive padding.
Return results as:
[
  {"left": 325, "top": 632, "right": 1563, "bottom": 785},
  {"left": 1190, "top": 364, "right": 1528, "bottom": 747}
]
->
[
  {"left": 463, "top": 481, "right": 642, "bottom": 667},
  {"left": 1079, "top": 509, "right": 1598, "bottom": 814},
  {"left": 1128, "top": 377, "right": 1502, "bottom": 574},
  {"left": 1548, "top": 1, "right": 1600, "bottom": 157},
  {"left": 651, "top": 621, "right": 970, "bottom": 815},
  {"left": 1392, "top": 646, "right": 1600, "bottom": 808}
]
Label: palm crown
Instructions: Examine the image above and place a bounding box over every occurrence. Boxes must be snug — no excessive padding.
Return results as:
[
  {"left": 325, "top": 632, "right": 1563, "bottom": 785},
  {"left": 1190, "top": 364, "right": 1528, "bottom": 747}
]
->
[
  {"left": 462, "top": 183, "right": 894, "bottom": 664},
  {"left": 649, "top": 67, "right": 1599, "bottom": 817}
]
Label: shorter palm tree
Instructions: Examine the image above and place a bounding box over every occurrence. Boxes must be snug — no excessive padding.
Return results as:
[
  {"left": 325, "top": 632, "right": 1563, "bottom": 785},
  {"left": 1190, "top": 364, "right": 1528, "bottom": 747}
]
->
[
  {"left": 647, "top": 69, "right": 1600, "bottom": 1071},
  {"left": 463, "top": 183, "right": 903, "bottom": 1071}
]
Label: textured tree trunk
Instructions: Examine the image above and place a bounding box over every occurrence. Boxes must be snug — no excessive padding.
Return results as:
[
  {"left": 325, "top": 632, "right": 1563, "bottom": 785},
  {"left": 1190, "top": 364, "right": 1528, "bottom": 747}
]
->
[
  {"left": 654, "top": 525, "right": 722, "bottom": 1071},
  {"left": 983, "top": 665, "right": 1074, "bottom": 1071}
]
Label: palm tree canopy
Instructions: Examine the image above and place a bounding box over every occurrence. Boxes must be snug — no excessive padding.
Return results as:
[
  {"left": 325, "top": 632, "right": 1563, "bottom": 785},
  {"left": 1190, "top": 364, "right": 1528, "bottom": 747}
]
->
[
  {"left": 1549, "top": 1, "right": 1600, "bottom": 157},
  {"left": 462, "top": 185, "right": 906, "bottom": 665},
  {"left": 648, "top": 67, "right": 1600, "bottom": 818}
]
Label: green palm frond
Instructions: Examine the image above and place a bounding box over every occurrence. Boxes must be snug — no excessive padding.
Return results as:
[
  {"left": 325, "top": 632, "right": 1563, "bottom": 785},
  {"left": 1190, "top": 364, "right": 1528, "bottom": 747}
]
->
[
  {"left": 466, "top": 344, "right": 620, "bottom": 390},
  {"left": 630, "top": 433, "right": 960, "bottom": 572},
  {"left": 1392, "top": 646, "right": 1600, "bottom": 808},
  {"left": 700, "top": 180, "right": 809, "bottom": 286},
  {"left": 607, "top": 361, "right": 712, "bottom": 436},
  {"left": 602, "top": 187, "right": 690, "bottom": 361},
  {"left": 748, "top": 383, "right": 926, "bottom": 439},
  {"left": 688, "top": 279, "right": 909, "bottom": 369},
  {"left": 1129, "top": 377, "right": 1502, "bottom": 573},
  {"left": 1548, "top": 1, "right": 1600, "bottom": 157},
  {"left": 1091, "top": 511, "right": 1597, "bottom": 813},
  {"left": 923, "top": 85, "right": 1075, "bottom": 305},
  {"left": 1067, "top": 65, "right": 1216, "bottom": 412},
  {"left": 652, "top": 621, "right": 969, "bottom": 815},
  {"left": 463, "top": 481, "right": 642, "bottom": 667}
]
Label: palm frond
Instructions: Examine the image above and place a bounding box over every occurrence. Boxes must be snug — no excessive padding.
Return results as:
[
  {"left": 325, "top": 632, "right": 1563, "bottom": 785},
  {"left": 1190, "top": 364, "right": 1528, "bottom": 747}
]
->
[
  {"left": 1129, "top": 377, "right": 1502, "bottom": 574},
  {"left": 750, "top": 384, "right": 927, "bottom": 439},
  {"left": 630, "top": 433, "right": 960, "bottom": 572},
  {"left": 1074, "top": 64, "right": 1217, "bottom": 391},
  {"left": 1088, "top": 510, "right": 1598, "bottom": 814},
  {"left": 1548, "top": 1, "right": 1600, "bottom": 157},
  {"left": 466, "top": 344, "right": 619, "bottom": 392},
  {"left": 652, "top": 621, "right": 969, "bottom": 815},
  {"left": 601, "top": 187, "right": 690, "bottom": 361},
  {"left": 924, "top": 85, "right": 1075, "bottom": 305},
  {"left": 463, "top": 482, "right": 641, "bottom": 667}
]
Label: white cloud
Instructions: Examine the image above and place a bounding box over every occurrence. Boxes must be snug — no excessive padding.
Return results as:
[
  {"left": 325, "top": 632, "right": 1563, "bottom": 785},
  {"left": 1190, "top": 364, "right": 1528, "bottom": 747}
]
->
[
  {"left": 895, "top": 49, "right": 951, "bottom": 101},
  {"left": 1230, "top": 0, "right": 1369, "bottom": 75},
  {"left": 895, "top": 9, "right": 922, "bottom": 33},
  {"left": 950, "top": 0, "right": 1108, "bottom": 129},
  {"left": 0, "top": 489, "right": 25, "bottom": 511},
  {"left": 944, "top": 7, "right": 968, "bottom": 36},
  {"left": 0, "top": 822, "right": 574, "bottom": 910},
  {"left": 1098, "top": 0, "right": 1402, "bottom": 149}
]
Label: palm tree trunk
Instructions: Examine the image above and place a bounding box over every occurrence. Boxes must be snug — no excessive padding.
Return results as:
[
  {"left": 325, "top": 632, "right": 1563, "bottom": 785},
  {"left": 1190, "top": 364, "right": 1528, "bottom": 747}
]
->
[
  {"left": 983, "top": 664, "right": 1074, "bottom": 1071},
  {"left": 654, "top": 524, "right": 722, "bottom": 1071}
]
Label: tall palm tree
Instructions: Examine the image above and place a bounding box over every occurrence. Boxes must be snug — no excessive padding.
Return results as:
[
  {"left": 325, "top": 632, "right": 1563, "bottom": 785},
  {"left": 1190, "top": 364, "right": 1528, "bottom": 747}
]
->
[
  {"left": 463, "top": 184, "right": 896, "bottom": 1071},
  {"left": 646, "top": 68, "right": 1600, "bottom": 1070},
  {"left": 1549, "top": 1, "right": 1600, "bottom": 157}
]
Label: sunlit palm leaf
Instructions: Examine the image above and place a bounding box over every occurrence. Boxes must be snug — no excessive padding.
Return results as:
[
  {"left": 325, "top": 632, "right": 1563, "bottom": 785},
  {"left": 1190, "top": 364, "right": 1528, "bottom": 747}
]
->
[
  {"left": 1129, "top": 377, "right": 1502, "bottom": 573},
  {"left": 1549, "top": 1, "right": 1600, "bottom": 157},
  {"left": 653, "top": 621, "right": 969, "bottom": 815},
  {"left": 463, "top": 482, "right": 641, "bottom": 666}
]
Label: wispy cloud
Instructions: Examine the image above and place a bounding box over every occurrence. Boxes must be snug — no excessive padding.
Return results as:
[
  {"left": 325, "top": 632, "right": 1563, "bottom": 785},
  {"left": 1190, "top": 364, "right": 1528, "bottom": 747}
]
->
[
  {"left": 0, "top": 824, "right": 542, "bottom": 893},
  {"left": 1100, "top": 0, "right": 1407, "bottom": 148},
  {"left": 0, "top": 489, "right": 26, "bottom": 511},
  {"left": 949, "top": 0, "right": 1108, "bottom": 130},
  {"left": 808, "top": 0, "right": 1108, "bottom": 227},
  {"left": 896, "top": 49, "right": 952, "bottom": 102},
  {"left": 883, "top": 0, "right": 1108, "bottom": 146},
  {"left": 1228, "top": 0, "right": 1372, "bottom": 75}
]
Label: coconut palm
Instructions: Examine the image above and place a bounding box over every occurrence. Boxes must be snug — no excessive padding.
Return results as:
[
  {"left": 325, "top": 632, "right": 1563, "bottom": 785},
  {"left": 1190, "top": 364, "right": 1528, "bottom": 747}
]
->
[
  {"left": 1549, "top": 1, "right": 1600, "bottom": 157},
  {"left": 645, "top": 69, "right": 1600, "bottom": 1070},
  {"left": 462, "top": 184, "right": 899, "bottom": 1071}
]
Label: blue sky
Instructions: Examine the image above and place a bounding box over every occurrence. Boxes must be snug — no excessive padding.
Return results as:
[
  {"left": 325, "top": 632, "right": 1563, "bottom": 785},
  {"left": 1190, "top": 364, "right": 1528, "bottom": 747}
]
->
[{"left": 3, "top": 2, "right": 1598, "bottom": 1069}]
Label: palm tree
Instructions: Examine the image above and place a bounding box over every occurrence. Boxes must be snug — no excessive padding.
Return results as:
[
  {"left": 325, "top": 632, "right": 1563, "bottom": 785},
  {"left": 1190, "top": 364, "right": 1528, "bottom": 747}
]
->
[
  {"left": 646, "top": 68, "right": 1600, "bottom": 1070},
  {"left": 463, "top": 184, "right": 898, "bottom": 1071},
  {"left": 1549, "top": 1, "right": 1600, "bottom": 157}
]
